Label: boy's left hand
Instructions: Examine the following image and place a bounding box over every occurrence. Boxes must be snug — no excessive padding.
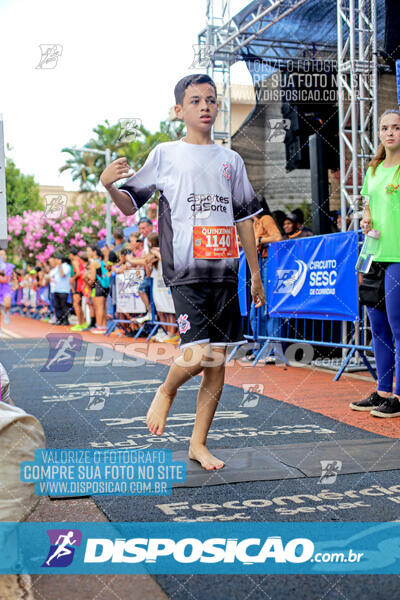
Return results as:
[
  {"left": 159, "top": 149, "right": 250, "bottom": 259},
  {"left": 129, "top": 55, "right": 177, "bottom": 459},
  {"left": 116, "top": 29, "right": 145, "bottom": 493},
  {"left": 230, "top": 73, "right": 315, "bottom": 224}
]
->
[{"left": 251, "top": 274, "right": 265, "bottom": 308}]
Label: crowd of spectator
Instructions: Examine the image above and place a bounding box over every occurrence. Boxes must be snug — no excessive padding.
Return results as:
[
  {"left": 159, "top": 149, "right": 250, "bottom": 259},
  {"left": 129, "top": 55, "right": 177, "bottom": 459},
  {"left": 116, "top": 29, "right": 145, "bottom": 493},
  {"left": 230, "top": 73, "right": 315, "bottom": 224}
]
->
[
  {"left": 6, "top": 207, "right": 179, "bottom": 344},
  {"left": 6, "top": 199, "right": 343, "bottom": 346}
]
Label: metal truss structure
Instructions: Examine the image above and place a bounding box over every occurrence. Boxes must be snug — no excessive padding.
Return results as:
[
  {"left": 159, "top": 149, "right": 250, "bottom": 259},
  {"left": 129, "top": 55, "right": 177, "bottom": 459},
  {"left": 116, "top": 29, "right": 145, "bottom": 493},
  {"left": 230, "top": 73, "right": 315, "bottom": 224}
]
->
[
  {"left": 337, "top": 0, "right": 378, "bottom": 230},
  {"left": 199, "top": 0, "right": 234, "bottom": 144},
  {"left": 199, "top": 0, "right": 379, "bottom": 229}
]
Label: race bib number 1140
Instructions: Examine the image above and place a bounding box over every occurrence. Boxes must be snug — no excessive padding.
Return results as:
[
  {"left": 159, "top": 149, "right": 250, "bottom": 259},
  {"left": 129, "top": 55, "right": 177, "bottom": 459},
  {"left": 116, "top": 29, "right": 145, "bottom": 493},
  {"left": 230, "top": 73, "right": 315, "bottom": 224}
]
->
[{"left": 193, "top": 226, "right": 239, "bottom": 259}]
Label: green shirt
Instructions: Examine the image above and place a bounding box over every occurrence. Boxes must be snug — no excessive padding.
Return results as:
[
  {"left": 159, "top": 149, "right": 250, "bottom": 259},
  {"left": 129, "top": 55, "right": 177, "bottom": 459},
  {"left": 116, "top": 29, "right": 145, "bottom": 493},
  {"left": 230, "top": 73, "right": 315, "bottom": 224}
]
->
[{"left": 361, "top": 163, "right": 400, "bottom": 262}]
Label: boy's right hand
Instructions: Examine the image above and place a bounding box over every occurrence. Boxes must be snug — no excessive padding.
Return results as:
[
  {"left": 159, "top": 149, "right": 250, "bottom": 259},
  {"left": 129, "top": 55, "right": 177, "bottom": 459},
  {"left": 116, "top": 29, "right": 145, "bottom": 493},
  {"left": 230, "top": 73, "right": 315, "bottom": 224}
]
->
[{"left": 100, "top": 158, "right": 134, "bottom": 188}]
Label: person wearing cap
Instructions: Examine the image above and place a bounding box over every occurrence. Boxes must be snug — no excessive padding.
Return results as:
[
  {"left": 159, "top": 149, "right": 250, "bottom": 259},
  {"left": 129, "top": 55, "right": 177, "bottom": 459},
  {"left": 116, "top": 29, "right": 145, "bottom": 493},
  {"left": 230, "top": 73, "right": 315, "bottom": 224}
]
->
[{"left": 283, "top": 212, "right": 313, "bottom": 239}]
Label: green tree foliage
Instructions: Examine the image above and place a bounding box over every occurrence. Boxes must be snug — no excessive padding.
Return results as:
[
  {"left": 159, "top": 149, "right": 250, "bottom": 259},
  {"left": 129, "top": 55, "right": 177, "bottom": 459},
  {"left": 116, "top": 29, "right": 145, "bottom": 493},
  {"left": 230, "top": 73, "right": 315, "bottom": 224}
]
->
[
  {"left": 59, "top": 119, "right": 185, "bottom": 191},
  {"left": 5, "top": 158, "right": 42, "bottom": 216}
]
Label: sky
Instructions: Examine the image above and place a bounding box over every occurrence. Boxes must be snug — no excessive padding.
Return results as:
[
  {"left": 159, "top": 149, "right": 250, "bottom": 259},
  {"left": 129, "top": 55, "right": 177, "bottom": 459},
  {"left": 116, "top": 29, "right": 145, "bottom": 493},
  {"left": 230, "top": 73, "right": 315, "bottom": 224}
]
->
[{"left": 0, "top": 0, "right": 253, "bottom": 190}]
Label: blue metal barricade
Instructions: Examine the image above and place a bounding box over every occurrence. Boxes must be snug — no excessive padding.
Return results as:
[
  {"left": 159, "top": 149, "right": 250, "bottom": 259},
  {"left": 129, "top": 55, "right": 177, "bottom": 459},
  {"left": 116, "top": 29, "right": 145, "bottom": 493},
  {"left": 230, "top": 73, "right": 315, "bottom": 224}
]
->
[
  {"left": 106, "top": 272, "right": 178, "bottom": 340},
  {"left": 228, "top": 234, "right": 376, "bottom": 381}
]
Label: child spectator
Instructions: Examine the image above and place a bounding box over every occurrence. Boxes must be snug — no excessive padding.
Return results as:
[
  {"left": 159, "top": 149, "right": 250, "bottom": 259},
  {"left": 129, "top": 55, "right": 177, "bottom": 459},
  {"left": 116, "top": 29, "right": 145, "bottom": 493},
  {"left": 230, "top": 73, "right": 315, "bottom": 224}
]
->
[{"left": 146, "top": 232, "right": 177, "bottom": 343}]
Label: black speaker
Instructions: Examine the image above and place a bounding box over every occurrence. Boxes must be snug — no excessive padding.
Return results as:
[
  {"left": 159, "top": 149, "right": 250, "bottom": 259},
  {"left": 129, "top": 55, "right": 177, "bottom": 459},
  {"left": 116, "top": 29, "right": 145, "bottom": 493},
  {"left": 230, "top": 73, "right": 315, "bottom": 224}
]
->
[
  {"left": 309, "top": 134, "right": 331, "bottom": 235},
  {"left": 282, "top": 103, "right": 339, "bottom": 172},
  {"left": 384, "top": 0, "right": 400, "bottom": 63}
]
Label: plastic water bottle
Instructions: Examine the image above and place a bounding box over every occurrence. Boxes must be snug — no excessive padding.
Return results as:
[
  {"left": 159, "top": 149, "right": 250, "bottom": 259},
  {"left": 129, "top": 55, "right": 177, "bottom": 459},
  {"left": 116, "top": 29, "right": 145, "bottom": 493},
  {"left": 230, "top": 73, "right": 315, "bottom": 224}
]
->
[{"left": 355, "top": 229, "right": 380, "bottom": 273}]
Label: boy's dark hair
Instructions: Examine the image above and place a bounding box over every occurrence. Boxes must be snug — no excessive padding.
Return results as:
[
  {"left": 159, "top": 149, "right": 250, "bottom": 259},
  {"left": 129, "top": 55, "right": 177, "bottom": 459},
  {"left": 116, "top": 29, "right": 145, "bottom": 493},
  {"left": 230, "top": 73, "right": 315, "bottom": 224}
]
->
[
  {"left": 174, "top": 74, "right": 217, "bottom": 105},
  {"left": 120, "top": 248, "right": 129, "bottom": 256},
  {"left": 70, "top": 248, "right": 79, "bottom": 256}
]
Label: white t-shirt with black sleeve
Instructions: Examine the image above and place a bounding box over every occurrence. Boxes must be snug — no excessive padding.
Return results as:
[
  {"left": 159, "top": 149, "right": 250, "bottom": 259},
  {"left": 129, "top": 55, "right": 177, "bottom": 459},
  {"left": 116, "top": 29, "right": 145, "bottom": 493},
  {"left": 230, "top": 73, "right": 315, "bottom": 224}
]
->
[{"left": 118, "top": 139, "right": 261, "bottom": 287}]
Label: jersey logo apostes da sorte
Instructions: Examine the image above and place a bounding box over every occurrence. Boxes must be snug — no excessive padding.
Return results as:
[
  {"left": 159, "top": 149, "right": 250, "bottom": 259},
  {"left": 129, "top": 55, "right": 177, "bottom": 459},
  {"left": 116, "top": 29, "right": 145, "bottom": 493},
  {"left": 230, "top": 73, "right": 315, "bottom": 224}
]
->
[
  {"left": 177, "top": 314, "right": 191, "bottom": 334},
  {"left": 187, "top": 193, "right": 229, "bottom": 218}
]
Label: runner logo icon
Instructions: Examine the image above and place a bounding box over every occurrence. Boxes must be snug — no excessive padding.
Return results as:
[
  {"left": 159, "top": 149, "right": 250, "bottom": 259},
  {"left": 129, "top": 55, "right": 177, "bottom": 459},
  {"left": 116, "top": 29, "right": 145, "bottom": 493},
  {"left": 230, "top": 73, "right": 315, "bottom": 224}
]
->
[
  {"left": 41, "top": 333, "right": 83, "bottom": 372},
  {"left": 86, "top": 386, "right": 110, "bottom": 411},
  {"left": 318, "top": 460, "right": 342, "bottom": 485},
  {"left": 275, "top": 260, "right": 308, "bottom": 297},
  {"left": 240, "top": 384, "right": 264, "bottom": 408},
  {"left": 42, "top": 529, "right": 82, "bottom": 568},
  {"left": 177, "top": 314, "right": 191, "bottom": 334}
]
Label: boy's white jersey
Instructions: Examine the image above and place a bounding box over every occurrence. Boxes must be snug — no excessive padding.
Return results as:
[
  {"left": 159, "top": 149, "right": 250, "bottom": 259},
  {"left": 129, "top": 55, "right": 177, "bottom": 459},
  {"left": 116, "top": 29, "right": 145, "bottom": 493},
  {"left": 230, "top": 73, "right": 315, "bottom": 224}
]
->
[{"left": 119, "top": 139, "right": 261, "bottom": 286}]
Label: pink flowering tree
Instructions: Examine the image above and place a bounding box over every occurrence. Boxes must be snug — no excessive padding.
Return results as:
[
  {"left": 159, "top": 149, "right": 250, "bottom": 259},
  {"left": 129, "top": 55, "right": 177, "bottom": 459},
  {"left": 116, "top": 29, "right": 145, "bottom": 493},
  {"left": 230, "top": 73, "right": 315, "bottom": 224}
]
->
[{"left": 8, "top": 193, "right": 137, "bottom": 265}]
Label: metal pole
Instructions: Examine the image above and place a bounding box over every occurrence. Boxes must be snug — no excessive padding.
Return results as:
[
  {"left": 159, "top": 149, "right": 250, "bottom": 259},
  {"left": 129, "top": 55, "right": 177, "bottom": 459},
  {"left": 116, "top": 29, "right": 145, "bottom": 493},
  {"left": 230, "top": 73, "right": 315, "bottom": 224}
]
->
[
  {"left": 105, "top": 148, "right": 111, "bottom": 246},
  {"left": 349, "top": 0, "right": 359, "bottom": 213},
  {"left": 337, "top": 0, "right": 348, "bottom": 362},
  {"left": 371, "top": 0, "right": 378, "bottom": 150},
  {"left": 337, "top": 0, "right": 346, "bottom": 233}
]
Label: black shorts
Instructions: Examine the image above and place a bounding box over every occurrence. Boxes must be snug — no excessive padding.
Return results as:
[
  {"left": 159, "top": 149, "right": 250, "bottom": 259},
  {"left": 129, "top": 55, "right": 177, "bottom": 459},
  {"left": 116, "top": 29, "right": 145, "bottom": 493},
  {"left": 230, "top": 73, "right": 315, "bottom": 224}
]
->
[
  {"left": 94, "top": 282, "right": 109, "bottom": 298},
  {"left": 170, "top": 282, "right": 245, "bottom": 349}
]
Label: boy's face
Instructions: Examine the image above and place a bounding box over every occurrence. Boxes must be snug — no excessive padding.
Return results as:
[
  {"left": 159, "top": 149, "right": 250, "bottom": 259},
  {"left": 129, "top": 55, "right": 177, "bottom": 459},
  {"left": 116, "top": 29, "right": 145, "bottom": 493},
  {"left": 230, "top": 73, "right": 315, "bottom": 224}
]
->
[{"left": 175, "top": 83, "right": 218, "bottom": 132}]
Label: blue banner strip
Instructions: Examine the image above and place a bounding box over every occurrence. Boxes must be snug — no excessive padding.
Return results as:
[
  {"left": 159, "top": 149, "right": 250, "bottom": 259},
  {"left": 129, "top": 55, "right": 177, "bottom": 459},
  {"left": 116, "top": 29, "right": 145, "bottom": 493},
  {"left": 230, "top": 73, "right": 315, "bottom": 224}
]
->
[
  {"left": 267, "top": 231, "right": 359, "bottom": 321},
  {"left": 2, "top": 522, "right": 400, "bottom": 574}
]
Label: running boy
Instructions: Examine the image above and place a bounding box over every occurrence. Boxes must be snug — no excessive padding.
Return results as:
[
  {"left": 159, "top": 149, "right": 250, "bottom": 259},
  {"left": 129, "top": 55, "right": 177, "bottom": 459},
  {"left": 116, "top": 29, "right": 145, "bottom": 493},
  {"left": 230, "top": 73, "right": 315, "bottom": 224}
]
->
[{"left": 100, "top": 73, "right": 265, "bottom": 470}]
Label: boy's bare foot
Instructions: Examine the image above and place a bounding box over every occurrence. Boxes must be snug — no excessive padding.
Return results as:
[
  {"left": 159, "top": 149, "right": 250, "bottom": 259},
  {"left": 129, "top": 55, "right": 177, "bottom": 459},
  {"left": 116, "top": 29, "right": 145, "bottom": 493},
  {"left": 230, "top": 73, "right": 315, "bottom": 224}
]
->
[
  {"left": 146, "top": 384, "right": 175, "bottom": 436},
  {"left": 188, "top": 444, "right": 225, "bottom": 470}
]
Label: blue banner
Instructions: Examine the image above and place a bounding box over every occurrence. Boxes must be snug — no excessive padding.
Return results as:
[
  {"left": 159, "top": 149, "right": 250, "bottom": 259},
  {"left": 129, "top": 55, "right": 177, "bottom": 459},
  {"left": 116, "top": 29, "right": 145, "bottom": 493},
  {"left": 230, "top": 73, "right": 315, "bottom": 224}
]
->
[
  {"left": 2, "top": 522, "right": 400, "bottom": 574},
  {"left": 267, "top": 232, "right": 358, "bottom": 321}
]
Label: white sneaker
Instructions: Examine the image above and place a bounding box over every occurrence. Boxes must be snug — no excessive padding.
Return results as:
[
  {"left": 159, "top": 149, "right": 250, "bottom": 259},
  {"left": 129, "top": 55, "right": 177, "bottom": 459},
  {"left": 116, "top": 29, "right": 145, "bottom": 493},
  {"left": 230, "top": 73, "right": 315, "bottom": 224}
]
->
[
  {"left": 91, "top": 327, "right": 107, "bottom": 334},
  {"left": 136, "top": 313, "right": 151, "bottom": 324},
  {"left": 153, "top": 330, "right": 168, "bottom": 342}
]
